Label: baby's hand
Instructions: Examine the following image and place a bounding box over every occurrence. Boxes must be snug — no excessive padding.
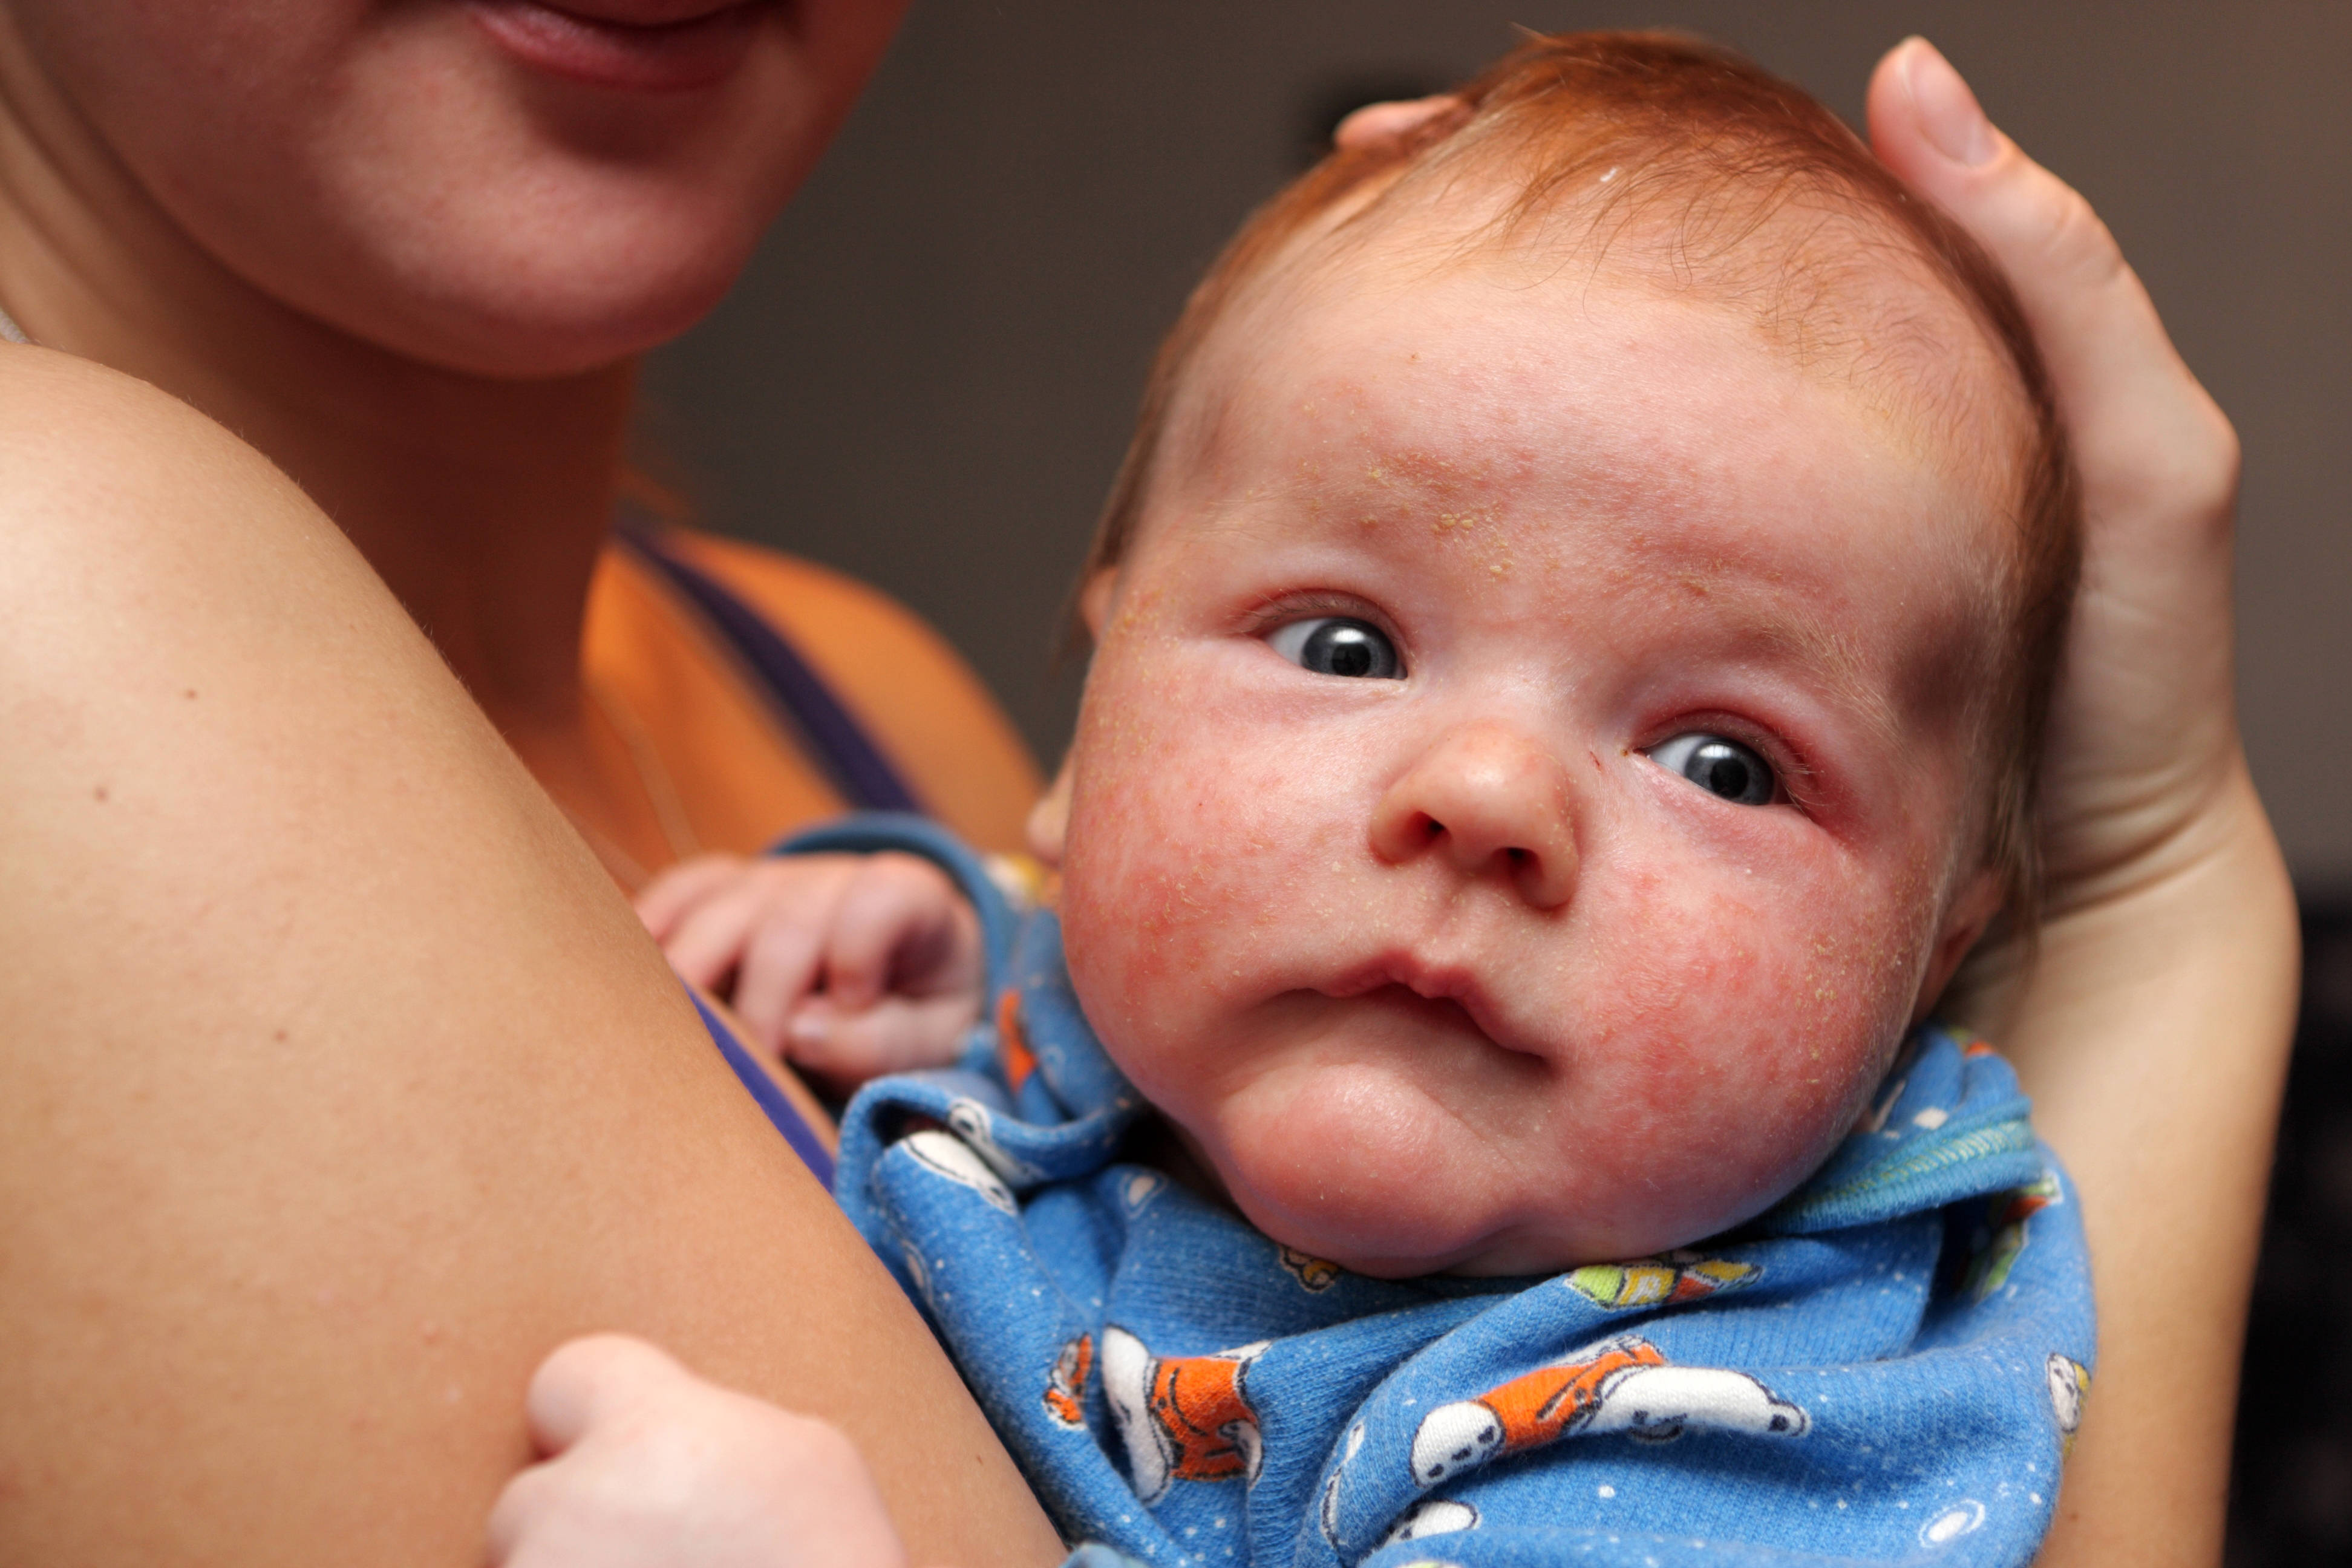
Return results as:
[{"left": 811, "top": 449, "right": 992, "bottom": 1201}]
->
[
  {"left": 638, "top": 851, "right": 983, "bottom": 1091},
  {"left": 488, "top": 1334, "right": 911, "bottom": 1568}
]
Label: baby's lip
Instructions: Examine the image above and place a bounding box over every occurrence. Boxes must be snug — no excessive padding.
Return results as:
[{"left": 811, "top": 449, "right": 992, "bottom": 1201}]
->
[{"left": 1322, "top": 952, "right": 1552, "bottom": 1060}]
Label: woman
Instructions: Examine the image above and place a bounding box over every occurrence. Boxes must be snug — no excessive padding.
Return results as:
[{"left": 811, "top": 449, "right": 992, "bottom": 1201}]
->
[{"left": 0, "top": 4, "right": 2293, "bottom": 1564}]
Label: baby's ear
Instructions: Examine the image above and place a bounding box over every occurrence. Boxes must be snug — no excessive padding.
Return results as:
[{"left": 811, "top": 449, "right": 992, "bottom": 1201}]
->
[
  {"left": 1911, "top": 869, "right": 2004, "bottom": 1024},
  {"left": 1077, "top": 567, "right": 1117, "bottom": 640},
  {"left": 1031, "top": 570, "right": 1118, "bottom": 869},
  {"left": 1031, "top": 568, "right": 1125, "bottom": 868},
  {"left": 1025, "top": 751, "right": 1074, "bottom": 869}
]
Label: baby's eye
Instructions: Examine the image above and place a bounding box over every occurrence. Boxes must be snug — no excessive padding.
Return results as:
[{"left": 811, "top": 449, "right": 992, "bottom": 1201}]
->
[
  {"left": 1647, "top": 733, "right": 1777, "bottom": 806},
  {"left": 1266, "top": 617, "right": 1403, "bottom": 680}
]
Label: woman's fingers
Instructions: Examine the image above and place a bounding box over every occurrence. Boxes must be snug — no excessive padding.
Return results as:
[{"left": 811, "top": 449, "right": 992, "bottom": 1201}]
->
[
  {"left": 1866, "top": 38, "right": 2236, "bottom": 517},
  {"left": 1332, "top": 93, "right": 1465, "bottom": 151}
]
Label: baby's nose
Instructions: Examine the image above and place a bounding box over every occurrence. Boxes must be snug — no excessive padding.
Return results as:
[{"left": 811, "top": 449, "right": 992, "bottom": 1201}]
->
[{"left": 1368, "top": 724, "right": 1579, "bottom": 909}]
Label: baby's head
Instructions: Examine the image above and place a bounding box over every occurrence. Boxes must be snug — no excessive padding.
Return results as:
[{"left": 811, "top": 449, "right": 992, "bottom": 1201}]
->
[{"left": 1029, "top": 33, "right": 2077, "bottom": 1279}]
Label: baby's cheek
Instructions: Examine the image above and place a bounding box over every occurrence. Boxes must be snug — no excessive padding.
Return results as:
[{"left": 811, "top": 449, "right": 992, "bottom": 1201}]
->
[
  {"left": 1561, "top": 865, "right": 1921, "bottom": 1240},
  {"left": 1058, "top": 667, "right": 1319, "bottom": 1044}
]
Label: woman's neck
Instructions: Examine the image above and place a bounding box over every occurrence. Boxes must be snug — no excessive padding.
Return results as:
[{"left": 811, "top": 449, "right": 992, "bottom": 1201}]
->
[{"left": 0, "top": 42, "right": 630, "bottom": 733}]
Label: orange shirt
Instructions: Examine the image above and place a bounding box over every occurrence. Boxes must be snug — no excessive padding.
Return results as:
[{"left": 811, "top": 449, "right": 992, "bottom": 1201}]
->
[{"left": 578, "top": 528, "right": 1043, "bottom": 884}]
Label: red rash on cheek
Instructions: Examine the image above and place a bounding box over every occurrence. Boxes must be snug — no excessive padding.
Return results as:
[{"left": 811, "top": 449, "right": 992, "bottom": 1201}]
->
[
  {"left": 1501, "top": 852, "right": 1927, "bottom": 1250},
  {"left": 1058, "top": 639, "right": 1278, "bottom": 1037}
]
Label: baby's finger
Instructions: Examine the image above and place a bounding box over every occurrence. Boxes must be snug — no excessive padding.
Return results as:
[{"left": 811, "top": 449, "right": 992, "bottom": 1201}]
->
[
  {"left": 657, "top": 873, "right": 801, "bottom": 989},
  {"left": 1865, "top": 38, "right": 2236, "bottom": 523},
  {"left": 822, "top": 854, "right": 982, "bottom": 1013},
  {"left": 632, "top": 854, "right": 752, "bottom": 942},
  {"left": 482, "top": 1459, "right": 550, "bottom": 1566},
  {"left": 524, "top": 1334, "right": 685, "bottom": 1456},
  {"left": 731, "top": 905, "right": 830, "bottom": 1058},
  {"left": 793, "top": 993, "right": 982, "bottom": 1085}
]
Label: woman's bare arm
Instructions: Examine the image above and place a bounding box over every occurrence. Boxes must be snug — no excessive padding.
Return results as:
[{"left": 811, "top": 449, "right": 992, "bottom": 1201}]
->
[
  {"left": 0, "top": 347, "right": 1062, "bottom": 1568},
  {"left": 1872, "top": 40, "right": 2300, "bottom": 1567}
]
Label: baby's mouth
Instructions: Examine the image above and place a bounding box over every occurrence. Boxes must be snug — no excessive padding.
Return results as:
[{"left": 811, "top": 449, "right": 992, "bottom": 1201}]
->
[{"left": 1321, "top": 957, "right": 1547, "bottom": 1060}]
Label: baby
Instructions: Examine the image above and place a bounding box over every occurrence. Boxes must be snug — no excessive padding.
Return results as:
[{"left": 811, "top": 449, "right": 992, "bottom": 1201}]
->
[{"left": 500, "top": 31, "right": 2092, "bottom": 1568}]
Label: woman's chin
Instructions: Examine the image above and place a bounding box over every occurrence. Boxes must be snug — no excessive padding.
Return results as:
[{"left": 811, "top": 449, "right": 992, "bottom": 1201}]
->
[{"left": 295, "top": 220, "right": 761, "bottom": 379}]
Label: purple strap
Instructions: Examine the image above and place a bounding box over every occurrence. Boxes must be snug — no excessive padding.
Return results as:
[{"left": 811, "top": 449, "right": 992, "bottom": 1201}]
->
[
  {"left": 619, "top": 525, "right": 925, "bottom": 816},
  {"left": 691, "top": 989, "right": 836, "bottom": 1188}
]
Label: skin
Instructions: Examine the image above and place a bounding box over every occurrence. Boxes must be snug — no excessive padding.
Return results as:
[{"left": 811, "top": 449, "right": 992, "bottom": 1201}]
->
[
  {"left": 0, "top": 3, "right": 1064, "bottom": 1565},
  {"left": 490, "top": 1336, "right": 914, "bottom": 1568},
  {"left": 0, "top": 0, "right": 935, "bottom": 877},
  {"left": 643, "top": 849, "right": 988, "bottom": 1091},
  {"left": 0, "top": 349, "right": 1062, "bottom": 1568},
  {"left": 0, "top": 0, "right": 897, "bottom": 374},
  {"left": 0, "top": 20, "right": 2295, "bottom": 1568},
  {"left": 1042, "top": 249, "right": 2007, "bottom": 1278}
]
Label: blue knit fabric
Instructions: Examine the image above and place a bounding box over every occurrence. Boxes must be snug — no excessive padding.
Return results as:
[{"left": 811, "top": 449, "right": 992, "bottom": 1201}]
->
[{"left": 794, "top": 817, "right": 2096, "bottom": 1568}]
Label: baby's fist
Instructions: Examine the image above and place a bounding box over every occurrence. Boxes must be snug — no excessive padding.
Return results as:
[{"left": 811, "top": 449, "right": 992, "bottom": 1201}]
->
[
  {"left": 638, "top": 850, "right": 984, "bottom": 1091},
  {"left": 488, "top": 1334, "right": 910, "bottom": 1568}
]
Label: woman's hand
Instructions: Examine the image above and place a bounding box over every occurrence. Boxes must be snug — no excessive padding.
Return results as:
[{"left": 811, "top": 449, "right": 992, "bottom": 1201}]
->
[
  {"left": 639, "top": 851, "right": 985, "bottom": 1093},
  {"left": 1867, "top": 38, "right": 2299, "bottom": 1568},
  {"left": 489, "top": 1336, "right": 912, "bottom": 1568},
  {"left": 1869, "top": 38, "right": 2249, "bottom": 912}
]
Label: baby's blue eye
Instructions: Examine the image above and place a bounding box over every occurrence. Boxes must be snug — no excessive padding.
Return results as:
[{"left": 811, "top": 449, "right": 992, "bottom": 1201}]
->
[
  {"left": 1267, "top": 617, "right": 1402, "bottom": 680},
  {"left": 1648, "top": 733, "right": 1777, "bottom": 806}
]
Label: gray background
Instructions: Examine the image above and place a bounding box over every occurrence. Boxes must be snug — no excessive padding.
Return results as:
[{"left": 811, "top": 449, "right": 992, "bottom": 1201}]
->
[{"left": 644, "top": 0, "right": 2351, "bottom": 889}]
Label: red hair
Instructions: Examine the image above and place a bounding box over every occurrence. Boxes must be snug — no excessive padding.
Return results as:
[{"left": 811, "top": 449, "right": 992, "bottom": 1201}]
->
[{"left": 1078, "top": 30, "right": 2077, "bottom": 921}]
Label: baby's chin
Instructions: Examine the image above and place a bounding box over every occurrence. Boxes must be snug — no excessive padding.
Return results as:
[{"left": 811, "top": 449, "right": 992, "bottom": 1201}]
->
[
  {"left": 1196, "top": 1080, "right": 1782, "bottom": 1281},
  {"left": 1223, "top": 1172, "right": 1699, "bottom": 1281},
  {"left": 1223, "top": 1160, "right": 1783, "bottom": 1281}
]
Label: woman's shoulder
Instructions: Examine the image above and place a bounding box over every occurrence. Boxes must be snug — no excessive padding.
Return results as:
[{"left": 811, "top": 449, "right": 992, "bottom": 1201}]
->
[
  {"left": 0, "top": 347, "right": 301, "bottom": 503},
  {"left": 0, "top": 347, "right": 350, "bottom": 596},
  {"left": 607, "top": 529, "right": 1045, "bottom": 854}
]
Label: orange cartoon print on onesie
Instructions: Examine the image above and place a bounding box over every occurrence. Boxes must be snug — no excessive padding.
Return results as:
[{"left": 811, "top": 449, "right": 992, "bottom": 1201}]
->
[
  {"left": 1099, "top": 1327, "right": 1269, "bottom": 1503},
  {"left": 1044, "top": 1334, "right": 1094, "bottom": 1427},
  {"left": 996, "top": 991, "right": 1037, "bottom": 1092}
]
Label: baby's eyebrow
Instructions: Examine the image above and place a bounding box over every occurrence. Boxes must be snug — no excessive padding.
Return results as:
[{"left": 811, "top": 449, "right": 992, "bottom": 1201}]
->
[{"left": 1660, "top": 577, "right": 1910, "bottom": 758}]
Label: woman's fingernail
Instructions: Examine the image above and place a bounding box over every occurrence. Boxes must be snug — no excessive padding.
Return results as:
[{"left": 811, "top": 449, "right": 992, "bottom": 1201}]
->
[
  {"left": 1903, "top": 38, "right": 1998, "bottom": 168},
  {"left": 789, "top": 1011, "right": 829, "bottom": 1047}
]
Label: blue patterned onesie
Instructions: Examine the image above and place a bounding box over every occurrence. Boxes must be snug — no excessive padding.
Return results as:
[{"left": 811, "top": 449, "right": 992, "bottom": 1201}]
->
[{"left": 795, "top": 816, "right": 2096, "bottom": 1568}]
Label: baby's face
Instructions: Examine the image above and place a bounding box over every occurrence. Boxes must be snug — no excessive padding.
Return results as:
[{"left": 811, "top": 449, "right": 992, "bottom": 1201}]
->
[{"left": 1050, "top": 249, "right": 2012, "bottom": 1279}]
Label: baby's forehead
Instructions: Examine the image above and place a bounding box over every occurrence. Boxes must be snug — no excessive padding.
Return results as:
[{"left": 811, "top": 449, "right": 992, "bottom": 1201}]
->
[
  {"left": 1175, "top": 207, "right": 2022, "bottom": 539},
  {"left": 1232, "top": 179, "right": 2029, "bottom": 492}
]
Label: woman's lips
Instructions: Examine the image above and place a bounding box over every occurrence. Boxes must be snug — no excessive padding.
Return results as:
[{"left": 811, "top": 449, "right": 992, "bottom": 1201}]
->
[{"left": 466, "top": 0, "right": 771, "bottom": 93}]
